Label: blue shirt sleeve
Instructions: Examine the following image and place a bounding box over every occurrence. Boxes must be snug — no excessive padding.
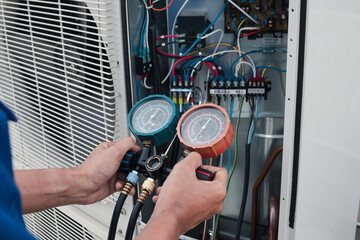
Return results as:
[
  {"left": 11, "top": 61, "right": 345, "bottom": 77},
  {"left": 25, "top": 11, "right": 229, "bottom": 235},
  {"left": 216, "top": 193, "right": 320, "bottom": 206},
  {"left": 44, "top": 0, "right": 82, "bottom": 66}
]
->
[{"left": 0, "top": 101, "right": 36, "bottom": 240}]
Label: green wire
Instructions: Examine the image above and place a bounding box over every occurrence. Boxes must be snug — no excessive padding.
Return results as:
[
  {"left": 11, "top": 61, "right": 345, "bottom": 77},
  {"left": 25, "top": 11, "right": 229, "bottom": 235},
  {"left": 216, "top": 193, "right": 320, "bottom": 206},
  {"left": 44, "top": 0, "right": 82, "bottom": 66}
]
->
[
  {"left": 213, "top": 97, "right": 244, "bottom": 238},
  {"left": 279, "top": 71, "right": 285, "bottom": 96}
]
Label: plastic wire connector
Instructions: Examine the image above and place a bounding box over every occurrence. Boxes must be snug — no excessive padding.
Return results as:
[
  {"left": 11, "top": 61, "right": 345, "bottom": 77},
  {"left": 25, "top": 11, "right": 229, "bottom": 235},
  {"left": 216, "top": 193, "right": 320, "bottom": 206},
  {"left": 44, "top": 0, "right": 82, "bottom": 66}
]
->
[
  {"left": 234, "top": 76, "right": 239, "bottom": 83},
  {"left": 126, "top": 170, "right": 140, "bottom": 186}
]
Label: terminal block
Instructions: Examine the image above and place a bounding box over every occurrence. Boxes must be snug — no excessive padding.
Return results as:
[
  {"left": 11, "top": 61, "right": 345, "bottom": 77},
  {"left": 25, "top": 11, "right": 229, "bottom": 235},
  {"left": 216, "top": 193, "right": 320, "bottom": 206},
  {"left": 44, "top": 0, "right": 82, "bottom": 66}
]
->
[{"left": 209, "top": 77, "right": 271, "bottom": 99}]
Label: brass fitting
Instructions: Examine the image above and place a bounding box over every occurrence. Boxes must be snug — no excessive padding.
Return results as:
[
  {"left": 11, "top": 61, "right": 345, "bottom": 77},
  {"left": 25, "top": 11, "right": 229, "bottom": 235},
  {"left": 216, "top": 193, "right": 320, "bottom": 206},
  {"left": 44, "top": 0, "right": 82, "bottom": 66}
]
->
[
  {"left": 137, "top": 178, "right": 156, "bottom": 204},
  {"left": 121, "top": 182, "right": 134, "bottom": 195},
  {"left": 142, "top": 140, "right": 153, "bottom": 148},
  {"left": 183, "top": 149, "right": 191, "bottom": 157}
]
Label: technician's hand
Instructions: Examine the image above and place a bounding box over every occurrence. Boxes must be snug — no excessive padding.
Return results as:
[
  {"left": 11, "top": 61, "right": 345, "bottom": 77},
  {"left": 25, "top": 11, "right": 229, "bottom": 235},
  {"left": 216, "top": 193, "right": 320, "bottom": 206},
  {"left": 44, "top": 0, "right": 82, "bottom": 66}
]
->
[
  {"left": 74, "top": 137, "right": 141, "bottom": 205},
  {"left": 146, "top": 152, "right": 227, "bottom": 236}
]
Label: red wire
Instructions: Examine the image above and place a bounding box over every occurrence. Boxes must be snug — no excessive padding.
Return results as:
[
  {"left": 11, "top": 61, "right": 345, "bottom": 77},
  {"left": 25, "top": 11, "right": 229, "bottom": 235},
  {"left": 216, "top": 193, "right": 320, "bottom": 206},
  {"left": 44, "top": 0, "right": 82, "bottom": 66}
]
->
[
  {"left": 155, "top": 35, "right": 180, "bottom": 40},
  {"left": 150, "top": 0, "right": 174, "bottom": 11},
  {"left": 204, "top": 62, "right": 217, "bottom": 77},
  {"left": 241, "top": 29, "right": 264, "bottom": 37},
  {"left": 242, "top": 57, "right": 260, "bottom": 76},
  {"left": 156, "top": 48, "right": 181, "bottom": 58},
  {"left": 172, "top": 56, "right": 193, "bottom": 76}
]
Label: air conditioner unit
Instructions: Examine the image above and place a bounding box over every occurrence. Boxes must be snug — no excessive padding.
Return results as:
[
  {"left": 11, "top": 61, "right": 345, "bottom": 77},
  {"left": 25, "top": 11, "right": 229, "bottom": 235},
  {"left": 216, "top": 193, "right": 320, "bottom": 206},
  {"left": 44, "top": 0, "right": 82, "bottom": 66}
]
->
[{"left": 0, "top": 0, "right": 132, "bottom": 238}]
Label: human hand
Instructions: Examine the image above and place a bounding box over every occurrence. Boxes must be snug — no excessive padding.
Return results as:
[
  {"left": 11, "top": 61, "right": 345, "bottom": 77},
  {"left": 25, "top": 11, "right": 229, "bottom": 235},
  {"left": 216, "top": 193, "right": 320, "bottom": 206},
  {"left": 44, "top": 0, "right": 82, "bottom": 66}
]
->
[
  {"left": 73, "top": 137, "right": 141, "bottom": 205},
  {"left": 150, "top": 152, "right": 227, "bottom": 235}
]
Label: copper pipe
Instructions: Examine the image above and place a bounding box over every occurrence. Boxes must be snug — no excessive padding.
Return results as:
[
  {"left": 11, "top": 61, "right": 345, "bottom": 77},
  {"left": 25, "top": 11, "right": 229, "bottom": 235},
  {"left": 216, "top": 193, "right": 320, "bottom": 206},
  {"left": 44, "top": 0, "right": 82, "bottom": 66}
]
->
[
  {"left": 251, "top": 145, "right": 283, "bottom": 240},
  {"left": 269, "top": 195, "right": 279, "bottom": 240}
]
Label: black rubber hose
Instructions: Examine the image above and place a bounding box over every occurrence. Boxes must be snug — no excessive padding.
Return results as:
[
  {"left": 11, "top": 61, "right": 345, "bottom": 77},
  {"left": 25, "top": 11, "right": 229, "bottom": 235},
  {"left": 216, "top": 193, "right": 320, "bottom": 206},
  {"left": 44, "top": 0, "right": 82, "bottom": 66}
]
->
[
  {"left": 235, "top": 143, "right": 251, "bottom": 239},
  {"left": 125, "top": 201, "right": 144, "bottom": 240},
  {"left": 108, "top": 193, "right": 128, "bottom": 240}
]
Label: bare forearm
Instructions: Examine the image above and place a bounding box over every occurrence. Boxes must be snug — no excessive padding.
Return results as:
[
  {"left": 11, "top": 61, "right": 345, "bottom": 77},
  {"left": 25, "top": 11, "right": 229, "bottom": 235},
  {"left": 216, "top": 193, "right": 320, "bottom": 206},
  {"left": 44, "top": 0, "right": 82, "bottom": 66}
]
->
[
  {"left": 14, "top": 168, "right": 85, "bottom": 214},
  {"left": 136, "top": 210, "right": 182, "bottom": 240}
]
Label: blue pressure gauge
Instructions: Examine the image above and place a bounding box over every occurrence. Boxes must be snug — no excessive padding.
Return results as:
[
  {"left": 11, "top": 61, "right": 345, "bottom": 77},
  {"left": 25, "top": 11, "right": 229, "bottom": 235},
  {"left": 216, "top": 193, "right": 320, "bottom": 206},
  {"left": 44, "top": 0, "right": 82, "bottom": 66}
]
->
[{"left": 128, "top": 95, "right": 179, "bottom": 146}]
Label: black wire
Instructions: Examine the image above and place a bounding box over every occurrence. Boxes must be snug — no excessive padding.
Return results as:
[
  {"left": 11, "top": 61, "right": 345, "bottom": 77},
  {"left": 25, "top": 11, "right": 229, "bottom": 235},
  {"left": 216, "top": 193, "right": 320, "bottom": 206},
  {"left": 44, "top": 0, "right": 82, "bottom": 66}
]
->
[
  {"left": 125, "top": 201, "right": 144, "bottom": 240},
  {"left": 108, "top": 193, "right": 128, "bottom": 240},
  {"left": 235, "top": 103, "right": 254, "bottom": 240},
  {"left": 235, "top": 142, "right": 251, "bottom": 240}
]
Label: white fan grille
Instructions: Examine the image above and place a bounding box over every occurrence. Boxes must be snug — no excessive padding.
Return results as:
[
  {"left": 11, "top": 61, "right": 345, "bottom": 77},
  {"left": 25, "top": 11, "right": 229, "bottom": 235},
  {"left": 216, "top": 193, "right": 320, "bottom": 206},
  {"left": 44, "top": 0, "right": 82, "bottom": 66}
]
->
[
  {"left": 24, "top": 208, "right": 102, "bottom": 239},
  {"left": 0, "top": 0, "right": 128, "bottom": 238}
]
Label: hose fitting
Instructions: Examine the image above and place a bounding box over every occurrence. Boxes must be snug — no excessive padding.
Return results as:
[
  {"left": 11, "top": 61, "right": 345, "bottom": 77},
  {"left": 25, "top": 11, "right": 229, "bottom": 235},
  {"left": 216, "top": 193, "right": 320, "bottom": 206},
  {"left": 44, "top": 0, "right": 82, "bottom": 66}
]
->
[
  {"left": 137, "top": 178, "right": 156, "bottom": 204},
  {"left": 122, "top": 171, "right": 140, "bottom": 195}
]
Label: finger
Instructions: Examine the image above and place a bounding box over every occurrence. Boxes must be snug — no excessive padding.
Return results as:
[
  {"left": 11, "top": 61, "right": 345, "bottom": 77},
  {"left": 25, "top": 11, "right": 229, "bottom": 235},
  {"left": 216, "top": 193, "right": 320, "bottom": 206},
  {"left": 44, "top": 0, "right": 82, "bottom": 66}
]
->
[
  {"left": 198, "top": 166, "right": 228, "bottom": 187},
  {"left": 152, "top": 195, "right": 159, "bottom": 204},
  {"left": 101, "top": 142, "right": 115, "bottom": 149},
  {"left": 115, "top": 181, "right": 125, "bottom": 191},
  {"left": 108, "top": 137, "right": 141, "bottom": 160},
  {"left": 156, "top": 186, "right": 162, "bottom": 195},
  {"left": 178, "top": 152, "right": 202, "bottom": 169},
  {"left": 129, "top": 187, "right": 136, "bottom": 196}
]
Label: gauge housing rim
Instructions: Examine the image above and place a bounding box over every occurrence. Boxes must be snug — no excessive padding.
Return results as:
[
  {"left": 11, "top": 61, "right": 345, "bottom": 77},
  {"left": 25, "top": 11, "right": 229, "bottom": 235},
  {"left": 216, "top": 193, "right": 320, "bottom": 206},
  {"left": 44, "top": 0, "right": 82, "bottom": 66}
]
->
[
  {"left": 176, "top": 103, "right": 234, "bottom": 158},
  {"left": 128, "top": 95, "right": 179, "bottom": 146}
]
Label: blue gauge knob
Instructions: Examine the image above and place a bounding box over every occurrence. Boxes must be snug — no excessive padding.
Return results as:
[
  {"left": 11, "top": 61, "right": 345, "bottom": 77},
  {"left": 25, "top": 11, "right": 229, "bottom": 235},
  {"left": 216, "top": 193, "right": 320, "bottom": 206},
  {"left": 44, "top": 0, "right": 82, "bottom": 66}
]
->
[{"left": 128, "top": 95, "right": 180, "bottom": 146}]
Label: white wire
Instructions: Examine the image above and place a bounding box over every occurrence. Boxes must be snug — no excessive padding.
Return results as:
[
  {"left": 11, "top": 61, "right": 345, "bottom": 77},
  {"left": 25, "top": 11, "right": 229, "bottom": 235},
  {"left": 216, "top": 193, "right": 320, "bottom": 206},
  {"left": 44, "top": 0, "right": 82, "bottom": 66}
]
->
[
  {"left": 228, "top": 0, "right": 259, "bottom": 24},
  {"left": 143, "top": 76, "right": 153, "bottom": 89},
  {"left": 161, "top": 0, "right": 191, "bottom": 84},
  {"left": 201, "top": 29, "right": 223, "bottom": 40},
  {"left": 190, "top": 50, "right": 256, "bottom": 78},
  {"left": 237, "top": 26, "right": 261, "bottom": 56},
  {"left": 235, "top": 61, "right": 256, "bottom": 77}
]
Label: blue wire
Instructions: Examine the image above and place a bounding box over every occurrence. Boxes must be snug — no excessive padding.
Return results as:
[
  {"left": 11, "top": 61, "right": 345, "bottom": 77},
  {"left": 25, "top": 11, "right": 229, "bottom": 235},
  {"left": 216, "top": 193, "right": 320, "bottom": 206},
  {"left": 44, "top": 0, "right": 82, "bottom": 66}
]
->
[
  {"left": 248, "top": 97, "right": 262, "bottom": 144},
  {"left": 231, "top": 18, "right": 238, "bottom": 37},
  {"left": 139, "top": 10, "right": 148, "bottom": 58},
  {"left": 227, "top": 97, "right": 235, "bottom": 173},
  {"left": 181, "top": 1, "right": 229, "bottom": 56},
  {"left": 229, "top": 50, "right": 260, "bottom": 80}
]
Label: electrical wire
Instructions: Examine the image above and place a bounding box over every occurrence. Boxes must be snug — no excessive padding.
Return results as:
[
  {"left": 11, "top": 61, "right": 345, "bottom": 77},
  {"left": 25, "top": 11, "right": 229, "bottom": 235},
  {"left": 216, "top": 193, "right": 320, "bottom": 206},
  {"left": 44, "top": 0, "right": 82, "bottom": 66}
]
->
[
  {"left": 161, "top": 0, "right": 190, "bottom": 84},
  {"left": 213, "top": 97, "right": 244, "bottom": 239},
  {"left": 188, "top": 43, "right": 237, "bottom": 55},
  {"left": 149, "top": 0, "right": 174, "bottom": 11},
  {"left": 227, "top": 97, "right": 235, "bottom": 173},
  {"left": 227, "top": 0, "right": 259, "bottom": 24},
  {"left": 261, "top": 65, "right": 286, "bottom": 96},
  {"left": 181, "top": 2, "right": 229, "bottom": 56}
]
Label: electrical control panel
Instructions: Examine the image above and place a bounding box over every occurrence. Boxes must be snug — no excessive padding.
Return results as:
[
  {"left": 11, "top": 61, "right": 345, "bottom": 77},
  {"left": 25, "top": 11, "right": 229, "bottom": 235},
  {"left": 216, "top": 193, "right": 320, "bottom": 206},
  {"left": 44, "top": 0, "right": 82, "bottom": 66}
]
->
[{"left": 126, "top": 0, "right": 288, "bottom": 239}]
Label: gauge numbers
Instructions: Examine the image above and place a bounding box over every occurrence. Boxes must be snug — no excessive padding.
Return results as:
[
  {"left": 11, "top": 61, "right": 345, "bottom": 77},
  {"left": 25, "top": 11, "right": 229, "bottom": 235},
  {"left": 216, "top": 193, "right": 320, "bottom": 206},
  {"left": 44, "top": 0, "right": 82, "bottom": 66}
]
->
[
  {"left": 131, "top": 99, "right": 173, "bottom": 134},
  {"left": 180, "top": 107, "right": 227, "bottom": 146}
]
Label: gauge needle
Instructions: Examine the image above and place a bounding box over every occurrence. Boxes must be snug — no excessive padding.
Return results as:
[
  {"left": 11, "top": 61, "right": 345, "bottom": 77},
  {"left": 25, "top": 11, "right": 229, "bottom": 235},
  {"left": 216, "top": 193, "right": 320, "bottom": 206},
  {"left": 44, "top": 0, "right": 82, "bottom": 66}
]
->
[
  {"left": 143, "top": 108, "right": 160, "bottom": 128},
  {"left": 191, "top": 118, "right": 211, "bottom": 144}
]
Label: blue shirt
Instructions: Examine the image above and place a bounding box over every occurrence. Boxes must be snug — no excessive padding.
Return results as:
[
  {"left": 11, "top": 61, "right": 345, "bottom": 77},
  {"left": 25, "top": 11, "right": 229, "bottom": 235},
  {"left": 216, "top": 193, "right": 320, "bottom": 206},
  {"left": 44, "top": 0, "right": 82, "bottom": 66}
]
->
[{"left": 0, "top": 101, "right": 36, "bottom": 239}]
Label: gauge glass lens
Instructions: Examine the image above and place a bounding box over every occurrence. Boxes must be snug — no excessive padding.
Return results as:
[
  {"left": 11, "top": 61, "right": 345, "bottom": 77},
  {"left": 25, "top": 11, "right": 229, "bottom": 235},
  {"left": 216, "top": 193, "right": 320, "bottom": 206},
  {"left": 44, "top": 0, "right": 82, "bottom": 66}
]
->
[
  {"left": 180, "top": 107, "right": 227, "bottom": 146},
  {"left": 131, "top": 99, "right": 173, "bottom": 134}
]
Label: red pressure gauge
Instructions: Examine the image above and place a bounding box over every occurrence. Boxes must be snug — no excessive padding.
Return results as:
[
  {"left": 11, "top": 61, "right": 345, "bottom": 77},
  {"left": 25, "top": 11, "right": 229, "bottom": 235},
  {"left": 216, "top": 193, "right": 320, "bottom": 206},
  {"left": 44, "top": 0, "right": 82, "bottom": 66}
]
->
[{"left": 176, "top": 103, "right": 234, "bottom": 158}]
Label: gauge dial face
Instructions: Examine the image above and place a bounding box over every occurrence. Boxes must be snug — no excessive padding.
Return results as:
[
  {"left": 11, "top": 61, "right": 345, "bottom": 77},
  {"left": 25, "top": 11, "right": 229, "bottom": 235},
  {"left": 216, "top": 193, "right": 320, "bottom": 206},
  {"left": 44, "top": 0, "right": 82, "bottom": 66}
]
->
[
  {"left": 131, "top": 99, "right": 173, "bottom": 134},
  {"left": 180, "top": 107, "right": 227, "bottom": 146}
]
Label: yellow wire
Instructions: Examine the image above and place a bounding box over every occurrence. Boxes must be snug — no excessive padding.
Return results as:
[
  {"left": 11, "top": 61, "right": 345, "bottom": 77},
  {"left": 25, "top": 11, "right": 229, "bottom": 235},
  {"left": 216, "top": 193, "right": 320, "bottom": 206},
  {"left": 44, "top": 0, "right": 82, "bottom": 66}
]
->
[
  {"left": 238, "top": 18, "right": 247, "bottom": 76},
  {"left": 262, "top": 65, "right": 286, "bottom": 96},
  {"left": 237, "top": 18, "right": 248, "bottom": 32},
  {"left": 188, "top": 43, "right": 237, "bottom": 55}
]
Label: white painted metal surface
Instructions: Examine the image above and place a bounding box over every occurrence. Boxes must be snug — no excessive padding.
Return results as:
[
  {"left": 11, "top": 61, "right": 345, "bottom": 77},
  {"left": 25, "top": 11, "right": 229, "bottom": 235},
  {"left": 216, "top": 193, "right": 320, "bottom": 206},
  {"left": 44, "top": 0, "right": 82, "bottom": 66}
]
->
[{"left": 280, "top": 0, "right": 360, "bottom": 239}]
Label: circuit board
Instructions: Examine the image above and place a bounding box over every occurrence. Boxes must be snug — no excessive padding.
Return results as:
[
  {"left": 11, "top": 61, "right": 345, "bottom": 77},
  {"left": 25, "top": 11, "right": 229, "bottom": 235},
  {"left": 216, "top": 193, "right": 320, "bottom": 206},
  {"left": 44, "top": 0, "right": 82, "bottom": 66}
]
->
[{"left": 224, "top": 0, "right": 289, "bottom": 33}]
